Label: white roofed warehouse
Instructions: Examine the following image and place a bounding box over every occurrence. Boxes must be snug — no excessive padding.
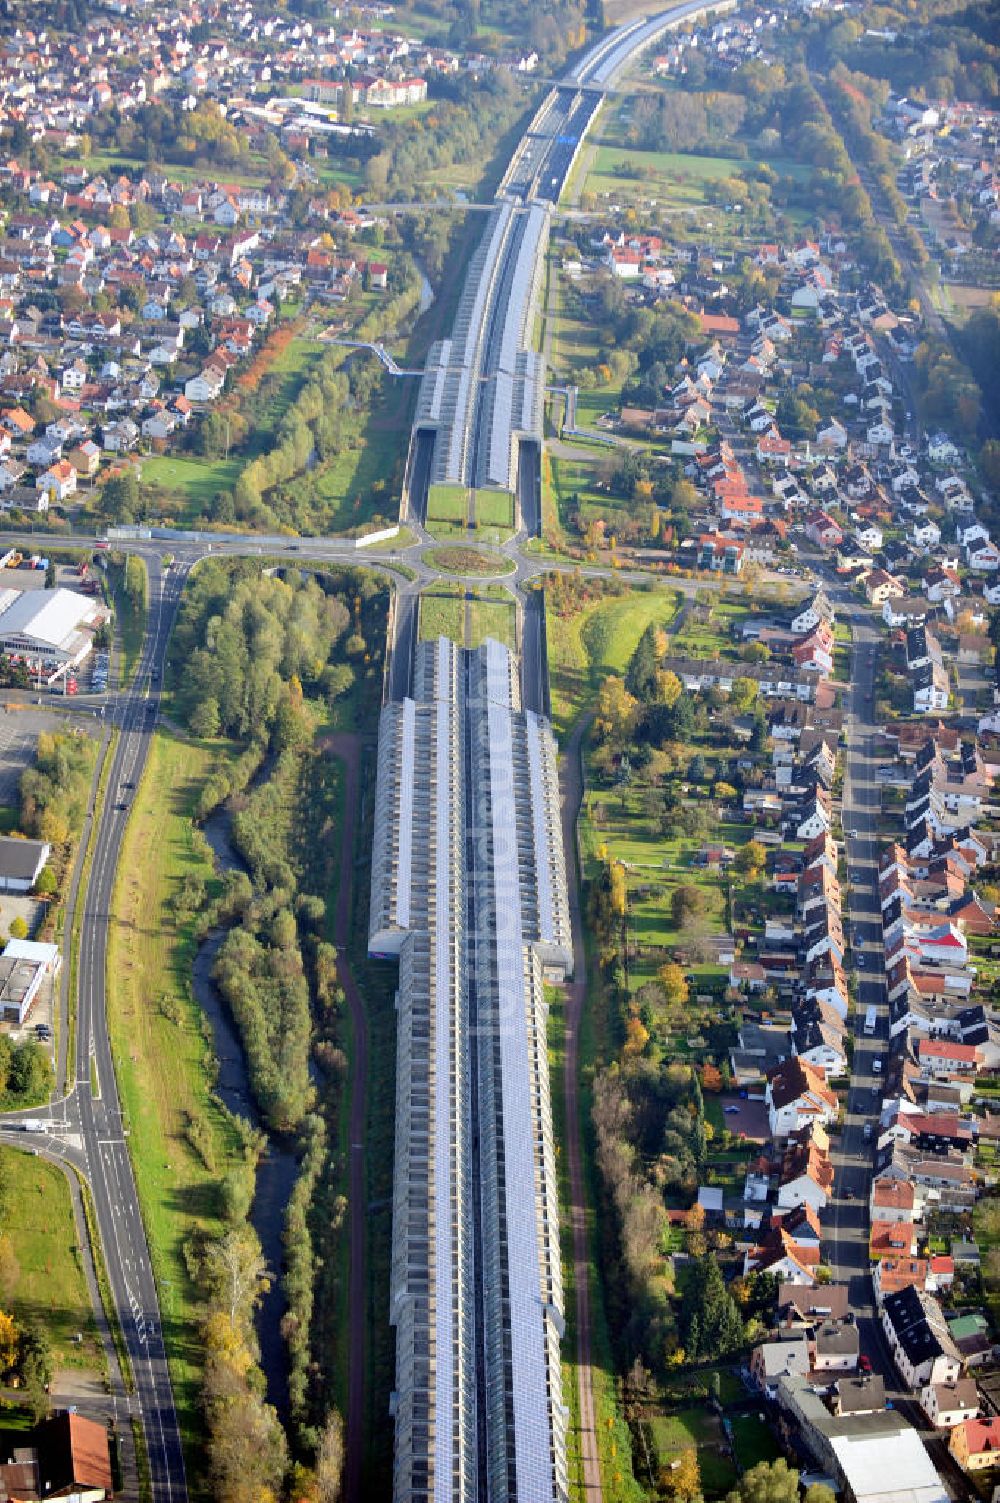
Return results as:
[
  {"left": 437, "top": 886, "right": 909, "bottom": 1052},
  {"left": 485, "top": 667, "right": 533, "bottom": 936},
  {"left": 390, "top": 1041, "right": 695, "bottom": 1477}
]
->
[
  {"left": 370, "top": 636, "right": 572, "bottom": 1503},
  {"left": 0, "top": 587, "right": 106, "bottom": 683}
]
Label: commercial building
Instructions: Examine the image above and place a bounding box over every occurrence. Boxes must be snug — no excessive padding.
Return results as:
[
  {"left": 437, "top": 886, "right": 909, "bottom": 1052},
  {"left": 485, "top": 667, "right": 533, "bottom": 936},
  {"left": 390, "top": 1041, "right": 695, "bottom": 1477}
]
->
[
  {"left": 0, "top": 836, "right": 49, "bottom": 894},
  {"left": 777, "top": 1376, "right": 949, "bottom": 1503},
  {"left": 0, "top": 586, "right": 104, "bottom": 682},
  {"left": 370, "top": 636, "right": 572, "bottom": 1503}
]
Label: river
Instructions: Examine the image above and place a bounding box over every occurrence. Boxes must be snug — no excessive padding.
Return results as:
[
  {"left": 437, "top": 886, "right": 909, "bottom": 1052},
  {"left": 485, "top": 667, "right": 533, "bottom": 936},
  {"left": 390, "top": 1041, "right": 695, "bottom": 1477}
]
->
[{"left": 194, "top": 808, "right": 300, "bottom": 1421}]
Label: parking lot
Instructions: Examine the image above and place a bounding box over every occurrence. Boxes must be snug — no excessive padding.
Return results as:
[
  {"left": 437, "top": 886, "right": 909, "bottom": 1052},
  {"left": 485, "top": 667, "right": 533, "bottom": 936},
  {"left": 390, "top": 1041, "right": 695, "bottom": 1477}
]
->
[
  {"left": 716, "top": 1093, "right": 770, "bottom": 1144},
  {"left": 0, "top": 708, "right": 96, "bottom": 810}
]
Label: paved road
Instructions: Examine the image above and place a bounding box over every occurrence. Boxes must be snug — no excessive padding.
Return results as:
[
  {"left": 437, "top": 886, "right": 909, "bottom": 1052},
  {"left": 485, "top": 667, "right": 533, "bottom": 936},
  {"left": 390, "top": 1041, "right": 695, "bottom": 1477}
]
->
[
  {"left": 818, "top": 568, "right": 969, "bottom": 1494},
  {"left": 560, "top": 710, "right": 603, "bottom": 1503},
  {"left": 1, "top": 559, "right": 190, "bottom": 1503},
  {"left": 323, "top": 734, "right": 369, "bottom": 1503}
]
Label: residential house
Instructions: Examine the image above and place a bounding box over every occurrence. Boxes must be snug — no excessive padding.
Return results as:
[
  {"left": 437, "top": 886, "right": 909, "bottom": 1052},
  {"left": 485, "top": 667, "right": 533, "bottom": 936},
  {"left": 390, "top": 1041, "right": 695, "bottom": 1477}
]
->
[
  {"left": 949, "top": 1417, "right": 1000, "bottom": 1473},
  {"left": 766, "top": 1058, "right": 838, "bottom": 1138},
  {"left": 881, "top": 1285, "right": 962, "bottom": 1390}
]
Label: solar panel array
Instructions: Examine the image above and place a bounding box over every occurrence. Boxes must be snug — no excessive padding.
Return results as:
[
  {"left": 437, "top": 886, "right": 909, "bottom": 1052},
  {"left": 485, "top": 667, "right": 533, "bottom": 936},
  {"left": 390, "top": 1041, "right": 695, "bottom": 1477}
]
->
[{"left": 371, "top": 639, "right": 573, "bottom": 1503}]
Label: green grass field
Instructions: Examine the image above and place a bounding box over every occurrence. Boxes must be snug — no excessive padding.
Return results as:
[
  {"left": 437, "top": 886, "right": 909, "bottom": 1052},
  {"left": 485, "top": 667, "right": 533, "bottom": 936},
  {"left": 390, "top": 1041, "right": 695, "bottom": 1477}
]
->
[
  {"left": 418, "top": 591, "right": 466, "bottom": 644},
  {"left": 426, "top": 484, "right": 468, "bottom": 522},
  {"left": 106, "top": 731, "right": 245, "bottom": 1480},
  {"left": 141, "top": 454, "right": 242, "bottom": 508},
  {"left": 546, "top": 586, "right": 682, "bottom": 738},
  {"left": 475, "top": 490, "right": 515, "bottom": 528},
  {"left": 417, "top": 586, "right": 516, "bottom": 650},
  {"left": 647, "top": 1409, "right": 737, "bottom": 1496},
  {"left": 107, "top": 555, "right": 147, "bottom": 685},
  {"left": 468, "top": 598, "right": 515, "bottom": 650},
  {"left": 730, "top": 1412, "right": 782, "bottom": 1471},
  {"left": 0, "top": 1145, "right": 104, "bottom": 1375}
]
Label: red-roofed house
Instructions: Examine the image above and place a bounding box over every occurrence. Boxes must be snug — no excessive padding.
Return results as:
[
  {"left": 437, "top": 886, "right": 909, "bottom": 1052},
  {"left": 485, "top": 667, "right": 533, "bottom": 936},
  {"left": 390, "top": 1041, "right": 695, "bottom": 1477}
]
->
[
  {"left": 870, "top": 1220, "right": 918, "bottom": 1261},
  {"left": 805, "top": 509, "right": 844, "bottom": 548},
  {"left": 950, "top": 1417, "right": 1000, "bottom": 1472},
  {"left": 918, "top": 1038, "right": 980, "bottom": 1076}
]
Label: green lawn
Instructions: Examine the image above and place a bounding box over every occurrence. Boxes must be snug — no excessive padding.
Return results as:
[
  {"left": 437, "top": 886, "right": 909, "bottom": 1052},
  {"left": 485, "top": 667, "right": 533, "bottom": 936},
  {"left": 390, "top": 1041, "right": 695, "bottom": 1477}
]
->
[
  {"left": 106, "top": 731, "right": 246, "bottom": 1481},
  {"left": 546, "top": 586, "right": 682, "bottom": 738},
  {"left": 141, "top": 454, "right": 242, "bottom": 508},
  {"left": 730, "top": 1412, "right": 782, "bottom": 1471},
  {"left": 475, "top": 490, "right": 515, "bottom": 528},
  {"left": 647, "top": 1408, "right": 737, "bottom": 1497},
  {"left": 426, "top": 484, "right": 468, "bottom": 522},
  {"left": 418, "top": 591, "right": 466, "bottom": 644},
  {"left": 0, "top": 1145, "right": 104, "bottom": 1375},
  {"left": 468, "top": 598, "right": 515, "bottom": 650}
]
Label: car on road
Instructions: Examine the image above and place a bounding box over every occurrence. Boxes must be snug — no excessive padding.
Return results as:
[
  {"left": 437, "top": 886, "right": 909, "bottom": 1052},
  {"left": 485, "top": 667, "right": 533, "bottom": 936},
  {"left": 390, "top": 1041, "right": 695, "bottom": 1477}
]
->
[
  {"left": 116, "top": 800, "right": 128, "bottom": 810},
  {"left": 123, "top": 780, "right": 134, "bottom": 789},
  {"left": 846, "top": 1188, "right": 855, "bottom": 1200},
  {"left": 863, "top": 1122, "right": 873, "bottom": 1140},
  {"left": 849, "top": 828, "right": 859, "bottom": 837},
  {"left": 860, "top": 1354, "right": 872, "bottom": 1373},
  {"left": 873, "top": 1058, "right": 882, "bottom": 1074},
  {"left": 872, "top": 1083, "right": 879, "bottom": 1095},
  {"left": 857, "top": 955, "right": 865, "bottom": 968},
  {"left": 724, "top": 1105, "right": 740, "bottom": 1114}
]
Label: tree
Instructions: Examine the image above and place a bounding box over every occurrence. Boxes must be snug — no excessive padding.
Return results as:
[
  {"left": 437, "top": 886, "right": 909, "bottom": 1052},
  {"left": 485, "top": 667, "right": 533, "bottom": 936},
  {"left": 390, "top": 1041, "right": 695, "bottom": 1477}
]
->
[
  {"left": 0, "top": 1309, "right": 17, "bottom": 1380},
  {"left": 734, "top": 841, "right": 767, "bottom": 879},
  {"left": 44, "top": 561, "right": 56, "bottom": 590},
  {"left": 8, "top": 1041, "right": 53, "bottom": 1101},
  {"left": 658, "top": 669, "right": 683, "bottom": 706},
  {"left": 730, "top": 676, "right": 759, "bottom": 714},
  {"left": 189, "top": 696, "right": 221, "bottom": 739},
  {"left": 804, "top": 1486, "right": 836, "bottom": 1503},
  {"left": 727, "top": 1460, "right": 800, "bottom": 1503},
  {"left": 316, "top": 1410, "right": 345, "bottom": 1503},
  {"left": 657, "top": 962, "right": 689, "bottom": 1009},
  {"left": 672, "top": 884, "right": 707, "bottom": 926},
  {"left": 8, "top": 916, "right": 27, "bottom": 940},
  {"left": 668, "top": 1448, "right": 703, "bottom": 1502},
  {"left": 595, "top": 676, "right": 637, "bottom": 748},
  {"left": 17, "top": 1320, "right": 51, "bottom": 1421}
]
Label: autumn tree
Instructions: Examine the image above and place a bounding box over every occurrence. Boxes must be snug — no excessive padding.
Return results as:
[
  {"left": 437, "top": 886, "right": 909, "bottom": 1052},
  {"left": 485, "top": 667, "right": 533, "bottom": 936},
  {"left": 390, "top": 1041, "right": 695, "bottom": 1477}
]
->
[
  {"left": 734, "top": 840, "right": 767, "bottom": 879},
  {"left": 665, "top": 1447, "right": 703, "bottom": 1502},
  {"left": 595, "top": 676, "right": 637, "bottom": 748},
  {"left": 658, "top": 962, "right": 689, "bottom": 1009}
]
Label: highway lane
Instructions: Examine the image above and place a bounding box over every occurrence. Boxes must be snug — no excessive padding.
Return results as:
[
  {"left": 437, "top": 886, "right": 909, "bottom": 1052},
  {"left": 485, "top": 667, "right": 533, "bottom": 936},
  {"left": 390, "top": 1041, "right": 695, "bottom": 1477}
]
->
[{"left": 78, "top": 556, "right": 190, "bottom": 1503}]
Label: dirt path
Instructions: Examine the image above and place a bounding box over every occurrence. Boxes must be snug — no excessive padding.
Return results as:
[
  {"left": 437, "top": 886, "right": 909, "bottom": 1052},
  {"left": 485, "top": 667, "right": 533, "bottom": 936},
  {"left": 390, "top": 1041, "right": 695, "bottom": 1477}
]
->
[
  {"left": 325, "top": 732, "right": 368, "bottom": 1503},
  {"left": 560, "top": 711, "right": 603, "bottom": 1501}
]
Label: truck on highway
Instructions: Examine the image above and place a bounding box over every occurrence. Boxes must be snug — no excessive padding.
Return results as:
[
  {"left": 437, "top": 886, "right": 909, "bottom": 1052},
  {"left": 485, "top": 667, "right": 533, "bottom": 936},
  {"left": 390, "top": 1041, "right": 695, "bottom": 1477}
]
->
[
  {"left": 19, "top": 1120, "right": 45, "bottom": 1134},
  {"left": 864, "top": 1005, "right": 877, "bottom": 1036}
]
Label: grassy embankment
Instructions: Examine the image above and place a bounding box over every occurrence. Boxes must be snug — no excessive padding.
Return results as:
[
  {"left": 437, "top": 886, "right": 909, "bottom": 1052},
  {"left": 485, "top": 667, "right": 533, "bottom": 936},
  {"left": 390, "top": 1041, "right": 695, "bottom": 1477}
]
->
[
  {"left": 417, "top": 583, "right": 516, "bottom": 650},
  {"left": 105, "top": 731, "right": 246, "bottom": 1487},
  {"left": 0, "top": 1145, "right": 104, "bottom": 1374},
  {"left": 104, "top": 554, "right": 148, "bottom": 684}
]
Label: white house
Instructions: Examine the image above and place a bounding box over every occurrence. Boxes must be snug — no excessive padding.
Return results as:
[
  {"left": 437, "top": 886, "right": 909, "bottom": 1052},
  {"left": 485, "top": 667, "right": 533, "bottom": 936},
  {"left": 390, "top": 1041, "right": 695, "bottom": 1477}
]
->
[{"left": 881, "top": 1286, "right": 961, "bottom": 1391}]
